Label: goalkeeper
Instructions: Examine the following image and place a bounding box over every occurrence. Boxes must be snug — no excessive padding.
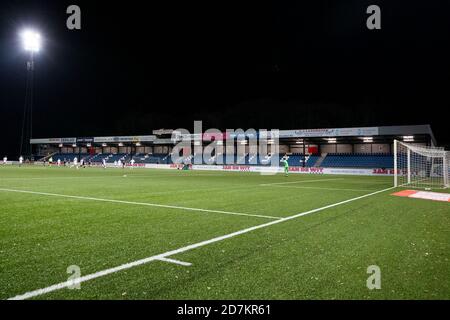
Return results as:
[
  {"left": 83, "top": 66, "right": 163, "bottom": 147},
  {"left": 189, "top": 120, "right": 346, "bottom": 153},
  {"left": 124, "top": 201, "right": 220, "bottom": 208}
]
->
[{"left": 280, "top": 155, "right": 289, "bottom": 177}]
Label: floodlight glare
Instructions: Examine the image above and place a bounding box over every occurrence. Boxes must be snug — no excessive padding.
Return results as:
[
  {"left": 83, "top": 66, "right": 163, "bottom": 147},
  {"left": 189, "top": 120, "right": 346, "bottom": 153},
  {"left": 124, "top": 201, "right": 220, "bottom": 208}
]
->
[{"left": 21, "top": 30, "right": 41, "bottom": 52}]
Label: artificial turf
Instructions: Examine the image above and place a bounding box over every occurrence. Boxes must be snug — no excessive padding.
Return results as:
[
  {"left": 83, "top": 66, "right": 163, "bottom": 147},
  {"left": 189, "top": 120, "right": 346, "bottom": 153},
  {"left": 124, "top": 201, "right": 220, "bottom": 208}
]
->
[{"left": 0, "top": 165, "right": 449, "bottom": 299}]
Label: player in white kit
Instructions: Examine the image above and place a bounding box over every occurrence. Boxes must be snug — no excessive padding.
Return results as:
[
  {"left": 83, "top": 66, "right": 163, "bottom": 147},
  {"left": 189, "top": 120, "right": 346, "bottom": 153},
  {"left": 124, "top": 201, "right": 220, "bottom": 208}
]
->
[
  {"left": 73, "top": 157, "right": 78, "bottom": 169},
  {"left": 19, "top": 156, "right": 24, "bottom": 167},
  {"left": 3, "top": 156, "right": 7, "bottom": 165}
]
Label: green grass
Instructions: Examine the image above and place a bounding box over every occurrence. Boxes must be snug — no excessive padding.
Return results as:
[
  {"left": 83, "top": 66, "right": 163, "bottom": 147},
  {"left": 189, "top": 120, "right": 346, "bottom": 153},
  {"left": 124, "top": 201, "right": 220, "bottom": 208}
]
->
[{"left": 0, "top": 165, "right": 449, "bottom": 299}]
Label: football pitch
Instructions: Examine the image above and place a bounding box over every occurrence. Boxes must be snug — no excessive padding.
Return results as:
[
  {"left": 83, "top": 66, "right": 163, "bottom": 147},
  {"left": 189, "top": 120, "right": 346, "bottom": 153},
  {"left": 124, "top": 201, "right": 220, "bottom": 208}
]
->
[{"left": 0, "top": 166, "right": 449, "bottom": 300}]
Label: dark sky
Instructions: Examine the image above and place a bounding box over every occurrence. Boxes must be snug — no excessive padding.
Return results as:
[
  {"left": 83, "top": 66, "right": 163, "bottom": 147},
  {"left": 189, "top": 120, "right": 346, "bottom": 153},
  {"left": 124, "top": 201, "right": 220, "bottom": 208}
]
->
[{"left": 0, "top": 0, "right": 449, "bottom": 156}]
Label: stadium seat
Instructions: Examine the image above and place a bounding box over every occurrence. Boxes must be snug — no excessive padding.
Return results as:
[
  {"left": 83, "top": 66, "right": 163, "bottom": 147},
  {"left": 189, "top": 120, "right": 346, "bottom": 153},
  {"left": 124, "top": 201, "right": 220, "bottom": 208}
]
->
[{"left": 320, "top": 153, "right": 394, "bottom": 168}]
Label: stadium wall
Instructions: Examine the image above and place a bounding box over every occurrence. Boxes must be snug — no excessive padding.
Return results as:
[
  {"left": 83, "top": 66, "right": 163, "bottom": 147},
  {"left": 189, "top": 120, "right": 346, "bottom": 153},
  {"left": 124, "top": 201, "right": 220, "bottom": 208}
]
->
[{"left": 145, "top": 163, "right": 394, "bottom": 176}]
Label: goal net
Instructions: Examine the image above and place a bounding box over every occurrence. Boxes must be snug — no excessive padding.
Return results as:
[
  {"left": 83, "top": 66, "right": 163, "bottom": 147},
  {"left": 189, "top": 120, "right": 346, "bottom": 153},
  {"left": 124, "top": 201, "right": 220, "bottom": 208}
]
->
[{"left": 394, "top": 140, "right": 449, "bottom": 189}]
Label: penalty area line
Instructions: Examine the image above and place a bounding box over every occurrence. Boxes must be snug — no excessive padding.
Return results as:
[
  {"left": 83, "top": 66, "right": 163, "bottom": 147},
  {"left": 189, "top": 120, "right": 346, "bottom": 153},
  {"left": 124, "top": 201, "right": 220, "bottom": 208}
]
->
[
  {"left": 7, "top": 185, "right": 395, "bottom": 300},
  {"left": 261, "top": 184, "right": 374, "bottom": 192}
]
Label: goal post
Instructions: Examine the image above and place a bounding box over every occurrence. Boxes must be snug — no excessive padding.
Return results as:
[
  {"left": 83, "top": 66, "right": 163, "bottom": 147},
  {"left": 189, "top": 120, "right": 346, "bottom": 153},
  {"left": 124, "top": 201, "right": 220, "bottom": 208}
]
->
[{"left": 394, "top": 140, "right": 449, "bottom": 189}]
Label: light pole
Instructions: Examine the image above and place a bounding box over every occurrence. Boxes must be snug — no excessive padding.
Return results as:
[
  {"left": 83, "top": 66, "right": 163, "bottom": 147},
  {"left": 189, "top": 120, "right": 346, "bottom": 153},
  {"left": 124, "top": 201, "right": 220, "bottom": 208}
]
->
[{"left": 19, "top": 29, "right": 41, "bottom": 160}]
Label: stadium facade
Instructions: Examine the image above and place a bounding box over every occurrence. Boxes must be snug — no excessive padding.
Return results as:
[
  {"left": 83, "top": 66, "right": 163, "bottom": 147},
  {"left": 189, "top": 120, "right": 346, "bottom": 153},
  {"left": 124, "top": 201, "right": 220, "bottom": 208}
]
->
[{"left": 29, "top": 124, "right": 437, "bottom": 175}]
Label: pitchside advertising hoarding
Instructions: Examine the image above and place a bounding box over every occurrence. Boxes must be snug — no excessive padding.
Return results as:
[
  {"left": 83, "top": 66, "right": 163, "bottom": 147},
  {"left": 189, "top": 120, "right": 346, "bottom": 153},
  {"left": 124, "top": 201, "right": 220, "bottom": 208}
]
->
[{"left": 139, "top": 163, "right": 394, "bottom": 176}]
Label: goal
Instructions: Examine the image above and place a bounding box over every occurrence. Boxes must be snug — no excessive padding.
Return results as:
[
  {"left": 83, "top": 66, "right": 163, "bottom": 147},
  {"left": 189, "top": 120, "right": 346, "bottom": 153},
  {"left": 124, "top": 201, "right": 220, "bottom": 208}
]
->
[{"left": 394, "top": 140, "right": 449, "bottom": 189}]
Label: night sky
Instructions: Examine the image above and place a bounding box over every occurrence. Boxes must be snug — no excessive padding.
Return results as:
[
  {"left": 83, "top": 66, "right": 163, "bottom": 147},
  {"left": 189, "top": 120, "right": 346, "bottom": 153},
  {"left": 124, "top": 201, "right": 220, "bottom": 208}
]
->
[{"left": 0, "top": 0, "right": 449, "bottom": 157}]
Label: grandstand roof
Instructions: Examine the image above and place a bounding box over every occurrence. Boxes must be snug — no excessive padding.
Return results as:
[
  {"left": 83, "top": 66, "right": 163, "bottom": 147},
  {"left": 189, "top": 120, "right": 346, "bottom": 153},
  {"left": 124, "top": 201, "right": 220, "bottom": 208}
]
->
[{"left": 30, "top": 124, "right": 436, "bottom": 146}]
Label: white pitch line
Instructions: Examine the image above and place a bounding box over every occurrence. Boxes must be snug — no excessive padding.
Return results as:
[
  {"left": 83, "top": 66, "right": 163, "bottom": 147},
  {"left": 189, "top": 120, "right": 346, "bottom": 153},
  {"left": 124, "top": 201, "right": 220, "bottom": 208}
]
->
[
  {"left": 157, "top": 257, "right": 192, "bottom": 266},
  {"left": 7, "top": 185, "right": 395, "bottom": 300},
  {"left": 0, "top": 173, "right": 225, "bottom": 180},
  {"left": 261, "top": 184, "right": 374, "bottom": 192},
  {"left": 337, "top": 180, "right": 392, "bottom": 185},
  {"left": 259, "top": 178, "right": 344, "bottom": 186},
  {"left": 0, "top": 188, "right": 280, "bottom": 220}
]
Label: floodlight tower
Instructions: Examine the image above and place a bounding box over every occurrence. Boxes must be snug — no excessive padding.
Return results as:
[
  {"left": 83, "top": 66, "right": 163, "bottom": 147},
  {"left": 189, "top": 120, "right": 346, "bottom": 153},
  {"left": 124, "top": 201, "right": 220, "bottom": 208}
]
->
[{"left": 19, "top": 29, "right": 41, "bottom": 160}]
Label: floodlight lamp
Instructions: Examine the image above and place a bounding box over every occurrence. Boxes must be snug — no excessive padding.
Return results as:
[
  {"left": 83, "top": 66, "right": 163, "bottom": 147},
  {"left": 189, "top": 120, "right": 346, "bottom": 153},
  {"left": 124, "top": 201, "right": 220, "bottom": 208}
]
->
[{"left": 21, "top": 30, "right": 41, "bottom": 52}]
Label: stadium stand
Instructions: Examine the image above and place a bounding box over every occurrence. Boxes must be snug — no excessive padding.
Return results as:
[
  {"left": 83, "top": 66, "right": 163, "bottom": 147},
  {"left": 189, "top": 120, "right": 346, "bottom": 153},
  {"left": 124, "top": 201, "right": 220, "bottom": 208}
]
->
[
  {"left": 32, "top": 125, "right": 436, "bottom": 170},
  {"left": 320, "top": 153, "right": 393, "bottom": 168},
  {"left": 305, "top": 155, "right": 320, "bottom": 167},
  {"left": 50, "top": 152, "right": 395, "bottom": 168}
]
